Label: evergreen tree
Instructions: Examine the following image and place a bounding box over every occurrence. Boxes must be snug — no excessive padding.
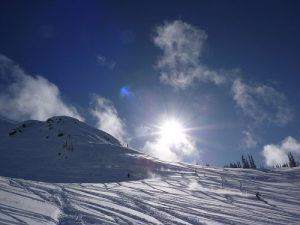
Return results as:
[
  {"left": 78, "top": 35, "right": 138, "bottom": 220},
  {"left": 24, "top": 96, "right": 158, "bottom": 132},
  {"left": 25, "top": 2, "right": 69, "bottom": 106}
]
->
[
  {"left": 248, "top": 154, "right": 257, "bottom": 169},
  {"left": 282, "top": 162, "right": 288, "bottom": 167},
  {"left": 288, "top": 152, "right": 297, "bottom": 167},
  {"left": 241, "top": 155, "right": 246, "bottom": 168},
  {"left": 241, "top": 155, "right": 250, "bottom": 168},
  {"left": 248, "top": 154, "right": 252, "bottom": 168},
  {"left": 228, "top": 163, "right": 237, "bottom": 168}
]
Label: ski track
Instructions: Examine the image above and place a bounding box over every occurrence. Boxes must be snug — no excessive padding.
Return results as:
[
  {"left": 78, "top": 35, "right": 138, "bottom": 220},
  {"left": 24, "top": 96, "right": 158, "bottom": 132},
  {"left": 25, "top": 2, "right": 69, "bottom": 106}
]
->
[{"left": 1, "top": 167, "right": 300, "bottom": 224}]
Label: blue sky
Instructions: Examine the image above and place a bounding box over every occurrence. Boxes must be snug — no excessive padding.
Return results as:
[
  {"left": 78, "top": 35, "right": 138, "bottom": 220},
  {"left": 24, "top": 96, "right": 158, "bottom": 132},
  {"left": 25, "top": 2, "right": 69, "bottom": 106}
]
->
[{"left": 1, "top": 0, "right": 300, "bottom": 167}]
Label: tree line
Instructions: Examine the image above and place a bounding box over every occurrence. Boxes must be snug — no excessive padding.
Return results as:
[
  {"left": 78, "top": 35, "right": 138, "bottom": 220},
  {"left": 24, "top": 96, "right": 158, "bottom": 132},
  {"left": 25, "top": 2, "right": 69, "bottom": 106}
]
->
[
  {"left": 225, "top": 152, "right": 299, "bottom": 169},
  {"left": 274, "top": 152, "right": 299, "bottom": 168},
  {"left": 224, "top": 154, "right": 257, "bottom": 169}
]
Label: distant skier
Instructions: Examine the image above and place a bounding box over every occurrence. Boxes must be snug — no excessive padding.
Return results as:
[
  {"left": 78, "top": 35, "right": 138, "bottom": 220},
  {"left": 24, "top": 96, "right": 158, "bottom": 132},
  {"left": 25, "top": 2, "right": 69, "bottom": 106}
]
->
[
  {"left": 256, "top": 192, "right": 261, "bottom": 200},
  {"left": 127, "top": 173, "right": 130, "bottom": 178},
  {"left": 221, "top": 176, "right": 225, "bottom": 188},
  {"left": 194, "top": 170, "right": 198, "bottom": 176}
]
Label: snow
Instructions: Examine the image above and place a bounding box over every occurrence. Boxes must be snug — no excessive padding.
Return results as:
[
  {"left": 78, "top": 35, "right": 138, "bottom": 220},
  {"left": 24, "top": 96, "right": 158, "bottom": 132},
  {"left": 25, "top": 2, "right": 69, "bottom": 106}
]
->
[
  {"left": 1, "top": 167, "right": 300, "bottom": 224},
  {"left": 1, "top": 116, "right": 300, "bottom": 224},
  {"left": 0, "top": 116, "right": 167, "bottom": 183}
]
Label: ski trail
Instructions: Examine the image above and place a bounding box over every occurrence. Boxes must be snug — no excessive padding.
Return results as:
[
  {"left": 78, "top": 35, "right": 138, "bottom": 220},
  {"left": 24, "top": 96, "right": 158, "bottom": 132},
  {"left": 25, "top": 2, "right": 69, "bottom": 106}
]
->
[{"left": 1, "top": 167, "right": 300, "bottom": 224}]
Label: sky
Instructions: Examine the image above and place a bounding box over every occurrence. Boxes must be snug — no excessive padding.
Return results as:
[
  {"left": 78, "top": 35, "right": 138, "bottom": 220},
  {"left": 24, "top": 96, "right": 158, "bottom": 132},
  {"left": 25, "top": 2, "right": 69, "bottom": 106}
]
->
[{"left": 1, "top": 0, "right": 300, "bottom": 167}]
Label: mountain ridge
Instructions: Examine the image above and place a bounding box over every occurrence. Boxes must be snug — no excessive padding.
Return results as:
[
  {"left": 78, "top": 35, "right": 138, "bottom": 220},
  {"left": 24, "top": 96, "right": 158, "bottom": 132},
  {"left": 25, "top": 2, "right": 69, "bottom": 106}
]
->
[{"left": 0, "top": 115, "right": 174, "bottom": 183}]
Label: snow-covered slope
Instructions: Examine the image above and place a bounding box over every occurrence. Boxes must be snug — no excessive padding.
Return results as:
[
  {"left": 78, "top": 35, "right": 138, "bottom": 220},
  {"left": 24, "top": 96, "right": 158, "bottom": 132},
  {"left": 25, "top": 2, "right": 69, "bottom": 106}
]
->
[
  {"left": 1, "top": 167, "right": 300, "bottom": 224},
  {"left": 1, "top": 116, "right": 300, "bottom": 224},
  {"left": 0, "top": 116, "right": 171, "bottom": 183}
]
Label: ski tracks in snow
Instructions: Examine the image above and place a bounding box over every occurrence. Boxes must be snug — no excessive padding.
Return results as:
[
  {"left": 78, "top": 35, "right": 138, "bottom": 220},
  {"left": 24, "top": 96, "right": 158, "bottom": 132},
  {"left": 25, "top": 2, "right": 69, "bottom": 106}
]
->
[{"left": 1, "top": 167, "right": 300, "bottom": 224}]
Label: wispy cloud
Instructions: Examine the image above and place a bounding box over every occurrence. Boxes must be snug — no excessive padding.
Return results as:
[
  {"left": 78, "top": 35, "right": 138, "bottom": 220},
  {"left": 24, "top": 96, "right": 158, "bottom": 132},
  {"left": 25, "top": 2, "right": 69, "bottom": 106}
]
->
[
  {"left": 153, "top": 20, "right": 293, "bottom": 126},
  {"left": 232, "top": 78, "right": 292, "bottom": 126},
  {"left": 0, "top": 54, "right": 83, "bottom": 121},
  {"left": 241, "top": 129, "right": 259, "bottom": 149},
  {"left": 97, "top": 54, "right": 116, "bottom": 70},
  {"left": 90, "top": 95, "right": 126, "bottom": 143},
  {"left": 153, "top": 20, "right": 225, "bottom": 89},
  {"left": 262, "top": 136, "right": 300, "bottom": 166},
  {"left": 153, "top": 20, "right": 294, "bottom": 155}
]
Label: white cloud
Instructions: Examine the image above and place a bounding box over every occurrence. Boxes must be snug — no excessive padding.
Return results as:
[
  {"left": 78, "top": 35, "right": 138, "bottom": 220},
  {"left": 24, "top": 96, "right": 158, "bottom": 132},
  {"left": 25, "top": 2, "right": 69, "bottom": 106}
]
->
[
  {"left": 97, "top": 54, "right": 116, "bottom": 70},
  {"left": 232, "top": 78, "right": 292, "bottom": 126},
  {"left": 134, "top": 125, "right": 152, "bottom": 138},
  {"left": 90, "top": 95, "right": 126, "bottom": 143},
  {"left": 241, "top": 130, "right": 259, "bottom": 149},
  {"left": 262, "top": 136, "right": 300, "bottom": 166},
  {"left": 142, "top": 134, "right": 199, "bottom": 163},
  {"left": 0, "top": 54, "right": 84, "bottom": 121},
  {"left": 153, "top": 20, "right": 225, "bottom": 89}
]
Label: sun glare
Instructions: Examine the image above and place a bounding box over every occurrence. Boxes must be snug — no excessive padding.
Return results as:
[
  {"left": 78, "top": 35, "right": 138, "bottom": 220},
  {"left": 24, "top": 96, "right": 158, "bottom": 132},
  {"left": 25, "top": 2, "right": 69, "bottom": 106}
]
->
[{"left": 159, "top": 119, "right": 186, "bottom": 145}]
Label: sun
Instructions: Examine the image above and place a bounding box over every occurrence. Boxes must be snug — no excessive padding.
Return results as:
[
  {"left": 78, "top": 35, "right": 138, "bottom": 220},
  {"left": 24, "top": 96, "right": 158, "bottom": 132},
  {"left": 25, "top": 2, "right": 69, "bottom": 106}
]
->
[{"left": 159, "top": 119, "right": 186, "bottom": 145}]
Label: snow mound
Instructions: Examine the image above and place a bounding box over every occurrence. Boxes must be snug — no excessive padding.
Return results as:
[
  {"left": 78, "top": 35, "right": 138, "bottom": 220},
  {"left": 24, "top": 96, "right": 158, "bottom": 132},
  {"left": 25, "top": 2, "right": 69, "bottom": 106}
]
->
[
  {"left": 6, "top": 116, "right": 121, "bottom": 145},
  {"left": 0, "top": 116, "right": 173, "bottom": 183}
]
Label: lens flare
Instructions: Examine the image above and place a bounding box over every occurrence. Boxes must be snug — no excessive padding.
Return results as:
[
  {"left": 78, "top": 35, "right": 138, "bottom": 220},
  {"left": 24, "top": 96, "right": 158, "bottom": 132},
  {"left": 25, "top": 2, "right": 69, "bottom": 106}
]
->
[{"left": 120, "top": 86, "right": 132, "bottom": 98}]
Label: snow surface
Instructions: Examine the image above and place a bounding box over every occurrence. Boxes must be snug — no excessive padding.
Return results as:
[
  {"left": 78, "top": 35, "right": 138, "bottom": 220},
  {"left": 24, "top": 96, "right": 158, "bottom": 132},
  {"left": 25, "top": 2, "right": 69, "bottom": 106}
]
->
[{"left": 1, "top": 116, "right": 300, "bottom": 224}]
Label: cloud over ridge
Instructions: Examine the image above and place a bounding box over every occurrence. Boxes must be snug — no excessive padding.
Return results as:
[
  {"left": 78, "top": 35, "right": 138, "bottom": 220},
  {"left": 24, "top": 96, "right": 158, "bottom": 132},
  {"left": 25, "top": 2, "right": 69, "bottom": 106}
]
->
[
  {"left": 0, "top": 54, "right": 83, "bottom": 122},
  {"left": 142, "top": 135, "right": 199, "bottom": 163},
  {"left": 262, "top": 136, "right": 300, "bottom": 166},
  {"left": 90, "top": 95, "right": 126, "bottom": 143}
]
